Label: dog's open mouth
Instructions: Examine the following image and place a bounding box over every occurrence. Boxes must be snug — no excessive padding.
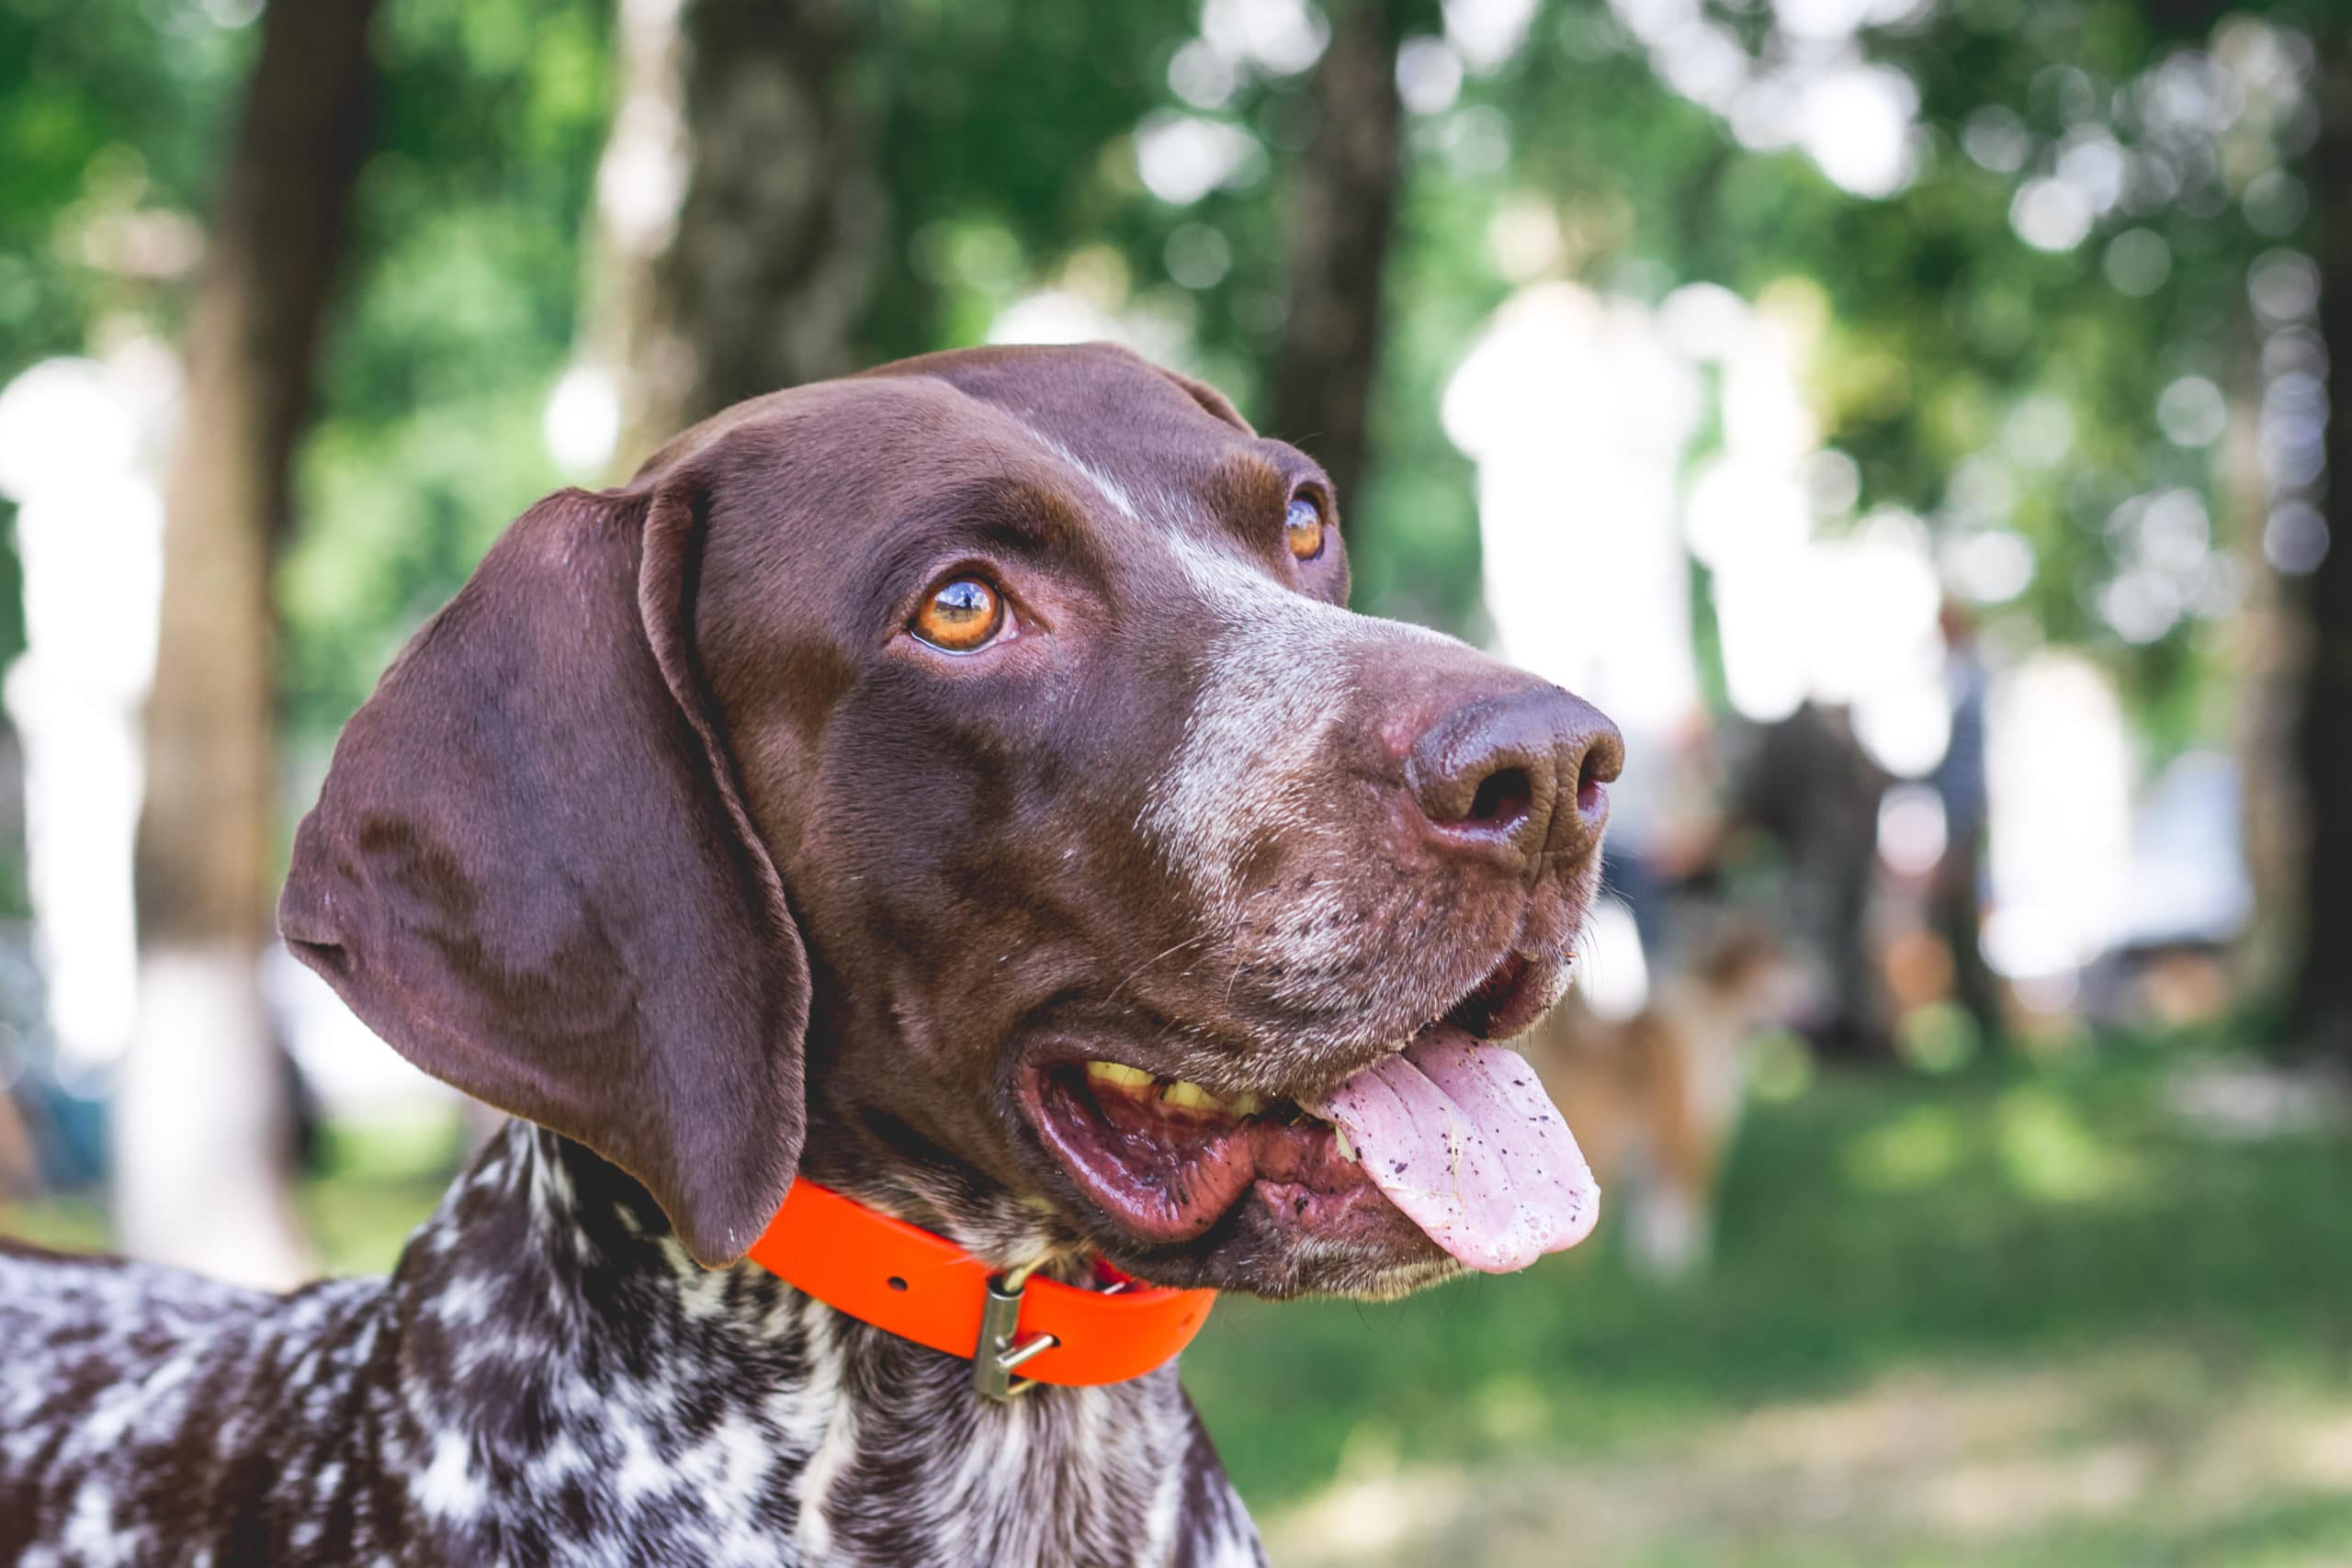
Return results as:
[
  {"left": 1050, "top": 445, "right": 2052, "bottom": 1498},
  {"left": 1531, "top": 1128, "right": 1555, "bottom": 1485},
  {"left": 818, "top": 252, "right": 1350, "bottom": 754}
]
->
[{"left": 1021, "top": 955, "right": 1600, "bottom": 1275}]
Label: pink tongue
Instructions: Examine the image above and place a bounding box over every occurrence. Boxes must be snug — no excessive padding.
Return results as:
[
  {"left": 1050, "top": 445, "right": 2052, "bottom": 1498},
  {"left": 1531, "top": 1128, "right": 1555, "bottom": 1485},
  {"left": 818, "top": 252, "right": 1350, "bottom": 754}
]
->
[{"left": 1303, "top": 1025, "right": 1600, "bottom": 1273}]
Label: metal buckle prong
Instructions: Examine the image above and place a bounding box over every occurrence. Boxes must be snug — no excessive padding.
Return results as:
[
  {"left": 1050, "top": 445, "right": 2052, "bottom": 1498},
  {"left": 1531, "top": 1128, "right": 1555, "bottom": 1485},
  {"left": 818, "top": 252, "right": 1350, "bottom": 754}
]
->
[{"left": 974, "top": 1260, "right": 1057, "bottom": 1402}]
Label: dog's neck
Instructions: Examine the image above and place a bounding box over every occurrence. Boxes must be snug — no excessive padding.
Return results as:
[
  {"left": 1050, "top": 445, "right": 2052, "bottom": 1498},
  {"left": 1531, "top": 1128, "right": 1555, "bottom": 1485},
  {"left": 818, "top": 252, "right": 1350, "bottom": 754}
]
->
[
  {"left": 377, "top": 1122, "right": 1258, "bottom": 1566},
  {"left": 795, "top": 1111, "right": 1119, "bottom": 1284}
]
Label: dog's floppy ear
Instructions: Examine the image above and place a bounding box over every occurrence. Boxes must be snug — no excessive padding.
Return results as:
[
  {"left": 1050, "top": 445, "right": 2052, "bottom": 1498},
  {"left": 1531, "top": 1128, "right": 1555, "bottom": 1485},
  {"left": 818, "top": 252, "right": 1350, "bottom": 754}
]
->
[
  {"left": 279, "top": 472, "right": 808, "bottom": 1267},
  {"left": 1154, "top": 363, "right": 1255, "bottom": 435}
]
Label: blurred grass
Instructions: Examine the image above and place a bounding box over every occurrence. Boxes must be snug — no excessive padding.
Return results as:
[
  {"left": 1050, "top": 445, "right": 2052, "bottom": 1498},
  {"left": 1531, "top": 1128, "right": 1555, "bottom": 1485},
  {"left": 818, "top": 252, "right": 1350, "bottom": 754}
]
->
[
  {"left": 7, "top": 1043, "right": 2350, "bottom": 1565},
  {"left": 1183, "top": 1043, "right": 2352, "bottom": 1565},
  {"left": 2, "top": 1112, "right": 462, "bottom": 1278}
]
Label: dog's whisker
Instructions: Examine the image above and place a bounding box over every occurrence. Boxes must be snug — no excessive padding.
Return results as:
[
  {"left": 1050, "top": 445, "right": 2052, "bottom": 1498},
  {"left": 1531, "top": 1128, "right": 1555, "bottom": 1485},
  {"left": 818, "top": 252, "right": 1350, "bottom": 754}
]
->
[{"left": 1105, "top": 931, "right": 1214, "bottom": 1006}]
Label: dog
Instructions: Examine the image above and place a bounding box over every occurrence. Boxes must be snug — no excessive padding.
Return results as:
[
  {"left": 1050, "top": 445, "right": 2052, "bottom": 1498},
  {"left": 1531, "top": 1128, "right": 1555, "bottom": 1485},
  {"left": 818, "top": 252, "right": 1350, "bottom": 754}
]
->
[
  {"left": 1522, "top": 920, "right": 1799, "bottom": 1275},
  {"left": 0, "top": 343, "right": 1621, "bottom": 1567}
]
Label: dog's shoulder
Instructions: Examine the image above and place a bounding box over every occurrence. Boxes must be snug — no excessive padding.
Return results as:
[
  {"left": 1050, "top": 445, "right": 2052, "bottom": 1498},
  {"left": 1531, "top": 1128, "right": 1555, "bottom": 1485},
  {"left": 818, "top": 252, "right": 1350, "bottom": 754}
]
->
[{"left": 0, "top": 1240, "right": 274, "bottom": 1360}]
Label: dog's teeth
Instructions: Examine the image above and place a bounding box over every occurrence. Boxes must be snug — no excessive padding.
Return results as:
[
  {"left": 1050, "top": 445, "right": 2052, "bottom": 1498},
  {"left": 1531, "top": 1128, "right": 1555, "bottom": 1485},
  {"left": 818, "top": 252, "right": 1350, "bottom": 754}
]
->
[
  {"left": 1085, "top": 1064, "right": 1261, "bottom": 1118},
  {"left": 1084, "top": 1060, "right": 1154, "bottom": 1091},
  {"left": 1159, "top": 1080, "right": 1224, "bottom": 1112},
  {"left": 1332, "top": 1126, "right": 1357, "bottom": 1163}
]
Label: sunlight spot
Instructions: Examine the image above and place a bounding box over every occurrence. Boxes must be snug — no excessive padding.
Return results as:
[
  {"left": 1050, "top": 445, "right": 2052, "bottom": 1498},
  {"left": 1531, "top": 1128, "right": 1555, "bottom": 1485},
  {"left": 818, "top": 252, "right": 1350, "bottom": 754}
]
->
[
  {"left": 1199, "top": 0, "right": 1329, "bottom": 77},
  {"left": 1134, "top": 112, "right": 1264, "bottom": 205},
  {"left": 1878, "top": 784, "right": 1949, "bottom": 877},
  {"left": 2103, "top": 228, "right": 2173, "bottom": 296},
  {"left": 1994, "top": 1088, "right": 2130, "bottom": 1204},
  {"left": 2011, "top": 178, "right": 2094, "bottom": 252},
  {"left": 1897, "top": 1002, "right": 1981, "bottom": 1075},
  {"left": 1475, "top": 1377, "right": 1547, "bottom": 1442},
  {"left": 1575, "top": 899, "right": 1652, "bottom": 1022},
  {"left": 1443, "top": 0, "right": 1538, "bottom": 73},
  {"left": 1846, "top": 1105, "right": 1963, "bottom": 1192},
  {"left": 542, "top": 364, "right": 620, "bottom": 477},
  {"left": 1746, "top": 1029, "right": 1815, "bottom": 1102},
  {"left": 2156, "top": 375, "right": 2226, "bottom": 447},
  {"left": 1799, "top": 66, "right": 1920, "bottom": 198},
  {"left": 1396, "top": 36, "right": 1465, "bottom": 115}
]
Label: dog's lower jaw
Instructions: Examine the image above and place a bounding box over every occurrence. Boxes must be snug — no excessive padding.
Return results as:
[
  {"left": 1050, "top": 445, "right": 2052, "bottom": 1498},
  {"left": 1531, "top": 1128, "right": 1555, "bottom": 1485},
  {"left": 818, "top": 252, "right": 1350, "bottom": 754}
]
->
[{"left": 0, "top": 1124, "right": 1267, "bottom": 1568}]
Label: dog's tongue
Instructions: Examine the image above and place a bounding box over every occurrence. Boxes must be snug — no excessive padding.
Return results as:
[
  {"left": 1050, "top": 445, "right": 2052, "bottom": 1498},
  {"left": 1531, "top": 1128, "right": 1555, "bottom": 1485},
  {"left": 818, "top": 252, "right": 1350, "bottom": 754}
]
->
[{"left": 1303, "top": 1025, "right": 1599, "bottom": 1273}]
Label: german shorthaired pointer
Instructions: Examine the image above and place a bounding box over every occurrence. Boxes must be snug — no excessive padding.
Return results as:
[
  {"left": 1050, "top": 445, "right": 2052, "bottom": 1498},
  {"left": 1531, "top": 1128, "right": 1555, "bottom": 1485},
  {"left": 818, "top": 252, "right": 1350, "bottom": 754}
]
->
[{"left": 0, "top": 344, "right": 1620, "bottom": 1566}]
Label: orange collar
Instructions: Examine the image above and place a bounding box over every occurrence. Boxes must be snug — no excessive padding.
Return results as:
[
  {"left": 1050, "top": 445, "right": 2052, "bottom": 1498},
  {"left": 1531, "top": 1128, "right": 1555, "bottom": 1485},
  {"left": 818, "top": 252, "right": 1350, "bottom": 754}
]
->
[{"left": 745, "top": 1179, "right": 1216, "bottom": 1400}]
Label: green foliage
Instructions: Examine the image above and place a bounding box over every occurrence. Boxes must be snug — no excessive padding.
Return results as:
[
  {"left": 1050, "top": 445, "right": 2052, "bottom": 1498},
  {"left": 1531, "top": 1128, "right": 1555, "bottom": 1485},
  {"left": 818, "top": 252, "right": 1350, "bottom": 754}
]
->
[
  {"left": 1480, "top": 0, "right": 2283, "bottom": 736},
  {"left": 1, "top": 0, "right": 2302, "bottom": 759},
  {"left": 284, "top": 0, "right": 612, "bottom": 739},
  {"left": 860, "top": 3, "right": 1200, "bottom": 359},
  {"left": 0, "top": 0, "right": 245, "bottom": 375}
]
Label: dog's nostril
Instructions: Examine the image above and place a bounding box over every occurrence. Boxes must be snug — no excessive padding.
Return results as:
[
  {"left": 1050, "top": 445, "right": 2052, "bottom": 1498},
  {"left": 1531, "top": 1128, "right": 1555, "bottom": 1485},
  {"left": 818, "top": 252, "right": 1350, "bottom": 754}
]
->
[
  {"left": 1574, "top": 749, "right": 1608, "bottom": 812},
  {"left": 1569, "top": 718, "right": 1624, "bottom": 818},
  {"left": 1465, "top": 767, "right": 1532, "bottom": 828}
]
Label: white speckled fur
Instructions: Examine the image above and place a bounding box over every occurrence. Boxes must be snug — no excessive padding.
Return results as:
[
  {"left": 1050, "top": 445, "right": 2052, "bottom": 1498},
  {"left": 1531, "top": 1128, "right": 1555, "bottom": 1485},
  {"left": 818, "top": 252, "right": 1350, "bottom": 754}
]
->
[{"left": 0, "top": 1123, "right": 1265, "bottom": 1566}]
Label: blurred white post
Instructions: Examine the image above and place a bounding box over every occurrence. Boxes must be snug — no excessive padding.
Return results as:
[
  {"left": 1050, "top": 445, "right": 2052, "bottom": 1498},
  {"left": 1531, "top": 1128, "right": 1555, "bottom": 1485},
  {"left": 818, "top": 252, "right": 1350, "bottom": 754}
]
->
[
  {"left": 0, "top": 358, "right": 166, "bottom": 1085},
  {"left": 1443, "top": 282, "right": 1706, "bottom": 1016},
  {"left": 1443, "top": 283, "right": 1705, "bottom": 756},
  {"left": 1984, "top": 653, "right": 2134, "bottom": 1010},
  {"left": 0, "top": 351, "right": 310, "bottom": 1289}
]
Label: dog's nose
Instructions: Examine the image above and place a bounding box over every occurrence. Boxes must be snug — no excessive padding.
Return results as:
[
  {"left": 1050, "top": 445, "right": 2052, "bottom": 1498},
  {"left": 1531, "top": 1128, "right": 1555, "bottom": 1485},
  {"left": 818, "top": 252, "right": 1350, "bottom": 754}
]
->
[{"left": 1407, "top": 686, "right": 1624, "bottom": 869}]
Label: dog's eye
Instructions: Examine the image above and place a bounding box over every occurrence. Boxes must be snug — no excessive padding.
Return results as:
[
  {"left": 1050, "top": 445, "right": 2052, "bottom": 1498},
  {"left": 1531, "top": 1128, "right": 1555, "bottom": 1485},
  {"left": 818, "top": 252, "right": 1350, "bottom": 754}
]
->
[
  {"left": 912, "top": 577, "right": 1006, "bottom": 652},
  {"left": 1284, "top": 496, "right": 1326, "bottom": 562}
]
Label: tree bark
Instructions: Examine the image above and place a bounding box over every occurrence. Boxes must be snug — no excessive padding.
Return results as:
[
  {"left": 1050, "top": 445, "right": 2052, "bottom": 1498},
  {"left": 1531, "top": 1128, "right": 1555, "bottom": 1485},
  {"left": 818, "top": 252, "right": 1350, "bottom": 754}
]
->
[
  {"left": 596, "top": 0, "right": 883, "bottom": 468},
  {"left": 117, "top": 0, "right": 380, "bottom": 1285},
  {"left": 2286, "top": 22, "right": 2352, "bottom": 1061},
  {"left": 1267, "top": 0, "right": 1411, "bottom": 527},
  {"left": 2225, "top": 333, "right": 2303, "bottom": 1010}
]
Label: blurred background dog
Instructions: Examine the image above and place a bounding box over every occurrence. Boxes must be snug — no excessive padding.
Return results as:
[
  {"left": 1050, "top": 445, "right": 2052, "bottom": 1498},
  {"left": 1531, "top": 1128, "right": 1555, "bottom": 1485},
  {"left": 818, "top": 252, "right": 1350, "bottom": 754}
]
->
[{"left": 1526, "top": 911, "right": 1805, "bottom": 1277}]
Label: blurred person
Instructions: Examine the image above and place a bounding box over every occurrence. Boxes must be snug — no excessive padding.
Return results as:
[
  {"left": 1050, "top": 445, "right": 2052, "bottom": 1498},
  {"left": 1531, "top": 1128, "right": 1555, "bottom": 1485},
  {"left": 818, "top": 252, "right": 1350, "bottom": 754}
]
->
[
  {"left": 1728, "top": 700, "right": 1891, "bottom": 1059},
  {"left": 1930, "top": 599, "right": 2000, "bottom": 1040}
]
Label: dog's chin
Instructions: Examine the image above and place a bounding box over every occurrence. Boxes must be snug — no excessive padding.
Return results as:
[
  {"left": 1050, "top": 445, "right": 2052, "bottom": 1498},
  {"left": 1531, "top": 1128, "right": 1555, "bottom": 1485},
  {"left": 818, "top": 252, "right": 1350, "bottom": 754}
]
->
[{"left": 1126, "top": 1190, "right": 1464, "bottom": 1303}]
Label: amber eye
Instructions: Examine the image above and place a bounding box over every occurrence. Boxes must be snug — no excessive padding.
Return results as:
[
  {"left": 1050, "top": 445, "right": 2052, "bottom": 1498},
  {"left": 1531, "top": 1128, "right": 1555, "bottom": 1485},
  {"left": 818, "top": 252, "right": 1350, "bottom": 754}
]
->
[
  {"left": 1284, "top": 496, "right": 1326, "bottom": 561},
  {"left": 911, "top": 577, "right": 1006, "bottom": 652}
]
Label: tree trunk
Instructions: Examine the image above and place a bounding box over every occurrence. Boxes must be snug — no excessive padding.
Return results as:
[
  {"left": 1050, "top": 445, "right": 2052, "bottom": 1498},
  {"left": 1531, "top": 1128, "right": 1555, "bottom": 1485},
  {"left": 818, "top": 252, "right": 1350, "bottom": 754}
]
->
[
  {"left": 2226, "top": 333, "right": 2304, "bottom": 1010},
  {"left": 1267, "top": 0, "right": 1410, "bottom": 528},
  {"left": 116, "top": 0, "right": 380, "bottom": 1286},
  {"left": 594, "top": 0, "right": 883, "bottom": 468},
  {"left": 2287, "top": 22, "right": 2352, "bottom": 1062}
]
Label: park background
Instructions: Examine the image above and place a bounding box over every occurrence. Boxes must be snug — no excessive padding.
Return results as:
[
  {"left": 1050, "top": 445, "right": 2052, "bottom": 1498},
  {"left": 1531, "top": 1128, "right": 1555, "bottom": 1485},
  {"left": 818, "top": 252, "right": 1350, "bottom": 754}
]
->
[{"left": 5, "top": 0, "right": 2352, "bottom": 1562}]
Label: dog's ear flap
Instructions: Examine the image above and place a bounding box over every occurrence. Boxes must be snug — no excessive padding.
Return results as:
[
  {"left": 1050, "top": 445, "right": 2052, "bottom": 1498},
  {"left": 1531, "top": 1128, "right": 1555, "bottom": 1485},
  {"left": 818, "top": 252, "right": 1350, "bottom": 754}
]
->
[
  {"left": 1154, "top": 363, "right": 1255, "bottom": 435},
  {"left": 279, "top": 476, "right": 808, "bottom": 1268}
]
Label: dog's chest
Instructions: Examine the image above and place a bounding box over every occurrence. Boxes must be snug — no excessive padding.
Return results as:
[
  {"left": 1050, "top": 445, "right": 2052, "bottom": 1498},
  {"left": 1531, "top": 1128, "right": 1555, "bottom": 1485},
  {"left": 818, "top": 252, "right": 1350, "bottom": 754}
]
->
[
  {"left": 0, "top": 1128, "right": 1264, "bottom": 1568},
  {"left": 389, "top": 1292, "right": 1230, "bottom": 1567}
]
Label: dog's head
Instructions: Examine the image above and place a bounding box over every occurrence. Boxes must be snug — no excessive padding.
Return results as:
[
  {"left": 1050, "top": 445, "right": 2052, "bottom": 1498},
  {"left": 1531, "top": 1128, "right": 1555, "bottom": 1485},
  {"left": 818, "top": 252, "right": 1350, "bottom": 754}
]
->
[{"left": 282, "top": 344, "right": 1621, "bottom": 1301}]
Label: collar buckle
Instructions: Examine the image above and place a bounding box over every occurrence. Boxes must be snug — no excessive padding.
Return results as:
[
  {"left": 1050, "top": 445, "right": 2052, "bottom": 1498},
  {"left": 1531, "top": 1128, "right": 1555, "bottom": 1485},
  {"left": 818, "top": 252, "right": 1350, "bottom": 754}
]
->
[
  {"left": 973, "top": 1263, "right": 1057, "bottom": 1402},
  {"left": 974, "top": 1260, "right": 1139, "bottom": 1401}
]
